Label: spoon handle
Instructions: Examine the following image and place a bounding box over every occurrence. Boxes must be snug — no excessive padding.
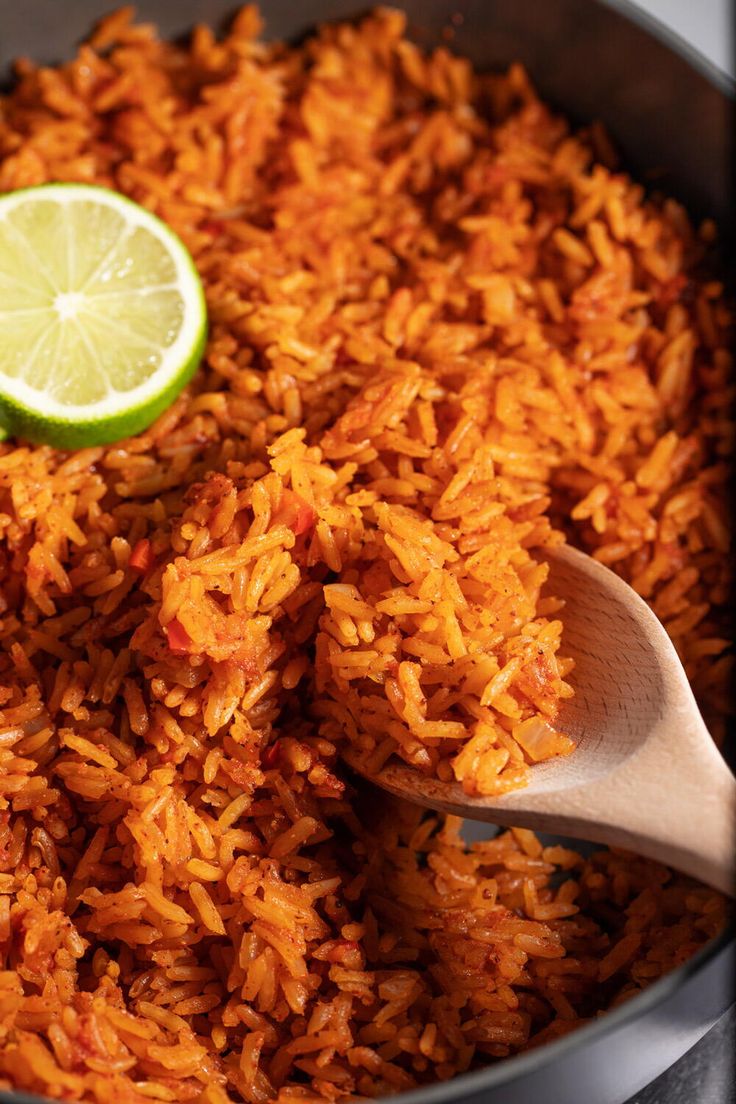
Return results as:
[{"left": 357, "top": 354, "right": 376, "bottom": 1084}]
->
[
  {"left": 536, "top": 545, "right": 735, "bottom": 895},
  {"left": 483, "top": 710, "right": 736, "bottom": 895},
  {"left": 562, "top": 714, "right": 736, "bottom": 895}
]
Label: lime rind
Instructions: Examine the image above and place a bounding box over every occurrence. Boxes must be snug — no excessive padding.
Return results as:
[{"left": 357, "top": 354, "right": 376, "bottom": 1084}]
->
[{"left": 0, "top": 325, "right": 207, "bottom": 450}]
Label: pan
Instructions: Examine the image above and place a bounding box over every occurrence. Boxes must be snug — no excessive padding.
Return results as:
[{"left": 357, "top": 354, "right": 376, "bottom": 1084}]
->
[{"left": 0, "top": 2, "right": 733, "bottom": 1102}]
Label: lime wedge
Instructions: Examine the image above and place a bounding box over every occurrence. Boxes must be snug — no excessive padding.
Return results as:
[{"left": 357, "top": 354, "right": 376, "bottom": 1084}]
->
[{"left": 0, "top": 183, "right": 207, "bottom": 449}]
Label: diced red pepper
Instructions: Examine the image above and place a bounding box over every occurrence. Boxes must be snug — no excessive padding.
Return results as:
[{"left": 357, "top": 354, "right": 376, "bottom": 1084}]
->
[
  {"left": 274, "top": 490, "right": 316, "bottom": 537},
  {"left": 293, "top": 501, "right": 316, "bottom": 536},
  {"left": 165, "top": 618, "right": 192, "bottom": 654},
  {"left": 262, "top": 740, "right": 281, "bottom": 769},
  {"left": 656, "top": 273, "right": 687, "bottom": 308},
  {"left": 129, "top": 538, "right": 155, "bottom": 575},
  {"left": 201, "top": 219, "right": 224, "bottom": 237}
]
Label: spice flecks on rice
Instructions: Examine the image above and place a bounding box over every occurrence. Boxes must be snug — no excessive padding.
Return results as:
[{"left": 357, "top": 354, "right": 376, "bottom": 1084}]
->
[{"left": 0, "top": 6, "right": 731, "bottom": 1103}]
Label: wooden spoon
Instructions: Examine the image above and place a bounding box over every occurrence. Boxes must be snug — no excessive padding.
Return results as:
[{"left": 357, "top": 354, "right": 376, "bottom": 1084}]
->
[{"left": 357, "top": 545, "right": 736, "bottom": 895}]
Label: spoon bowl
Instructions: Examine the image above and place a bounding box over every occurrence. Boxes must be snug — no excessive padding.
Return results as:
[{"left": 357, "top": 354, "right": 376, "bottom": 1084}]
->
[{"left": 358, "top": 545, "right": 736, "bottom": 895}]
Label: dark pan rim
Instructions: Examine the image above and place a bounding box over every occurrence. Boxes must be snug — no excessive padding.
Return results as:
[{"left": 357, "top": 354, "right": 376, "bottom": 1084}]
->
[
  {"left": 0, "top": 2, "right": 732, "bottom": 1103},
  {"left": 392, "top": 922, "right": 735, "bottom": 1103}
]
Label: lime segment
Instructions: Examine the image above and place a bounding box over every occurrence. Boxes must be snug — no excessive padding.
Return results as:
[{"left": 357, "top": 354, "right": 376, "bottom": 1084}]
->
[{"left": 0, "top": 183, "right": 207, "bottom": 448}]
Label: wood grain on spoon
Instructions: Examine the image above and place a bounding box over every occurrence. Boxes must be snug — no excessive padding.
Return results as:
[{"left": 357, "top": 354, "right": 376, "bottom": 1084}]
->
[{"left": 357, "top": 545, "right": 736, "bottom": 896}]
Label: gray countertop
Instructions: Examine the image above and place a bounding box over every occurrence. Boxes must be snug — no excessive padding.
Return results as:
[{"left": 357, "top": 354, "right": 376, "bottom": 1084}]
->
[{"left": 631, "top": 1008, "right": 735, "bottom": 1104}]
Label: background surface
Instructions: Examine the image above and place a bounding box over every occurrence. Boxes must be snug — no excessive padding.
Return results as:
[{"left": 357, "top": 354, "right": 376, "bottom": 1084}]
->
[
  {"left": 630, "top": 0, "right": 732, "bottom": 75},
  {"left": 630, "top": 1008, "right": 735, "bottom": 1104}
]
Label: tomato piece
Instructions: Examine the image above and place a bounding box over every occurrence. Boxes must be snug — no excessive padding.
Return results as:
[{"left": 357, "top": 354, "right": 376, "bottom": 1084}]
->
[
  {"left": 274, "top": 490, "right": 316, "bottom": 536},
  {"left": 165, "top": 618, "right": 192, "bottom": 654},
  {"left": 201, "top": 219, "right": 224, "bottom": 236},
  {"left": 262, "top": 741, "right": 281, "bottom": 768},
  {"left": 293, "top": 500, "right": 316, "bottom": 536},
  {"left": 129, "top": 538, "right": 155, "bottom": 574}
]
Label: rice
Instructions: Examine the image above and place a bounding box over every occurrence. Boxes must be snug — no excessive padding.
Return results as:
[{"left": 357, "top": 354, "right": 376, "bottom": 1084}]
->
[{"left": 0, "top": 6, "right": 731, "bottom": 1102}]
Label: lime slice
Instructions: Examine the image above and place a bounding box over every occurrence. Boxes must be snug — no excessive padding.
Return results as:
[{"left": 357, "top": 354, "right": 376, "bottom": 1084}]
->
[{"left": 0, "top": 183, "right": 207, "bottom": 449}]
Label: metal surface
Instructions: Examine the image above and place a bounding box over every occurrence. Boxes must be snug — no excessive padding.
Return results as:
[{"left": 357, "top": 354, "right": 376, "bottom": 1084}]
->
[{"left": 0, "top": 1, "right": 733, "bottom": 1101}]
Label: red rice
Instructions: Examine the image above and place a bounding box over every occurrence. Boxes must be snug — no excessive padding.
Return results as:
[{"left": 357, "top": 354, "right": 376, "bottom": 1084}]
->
[{"left": 0, "top": 7, "right": 731, "bottom": 1102}]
